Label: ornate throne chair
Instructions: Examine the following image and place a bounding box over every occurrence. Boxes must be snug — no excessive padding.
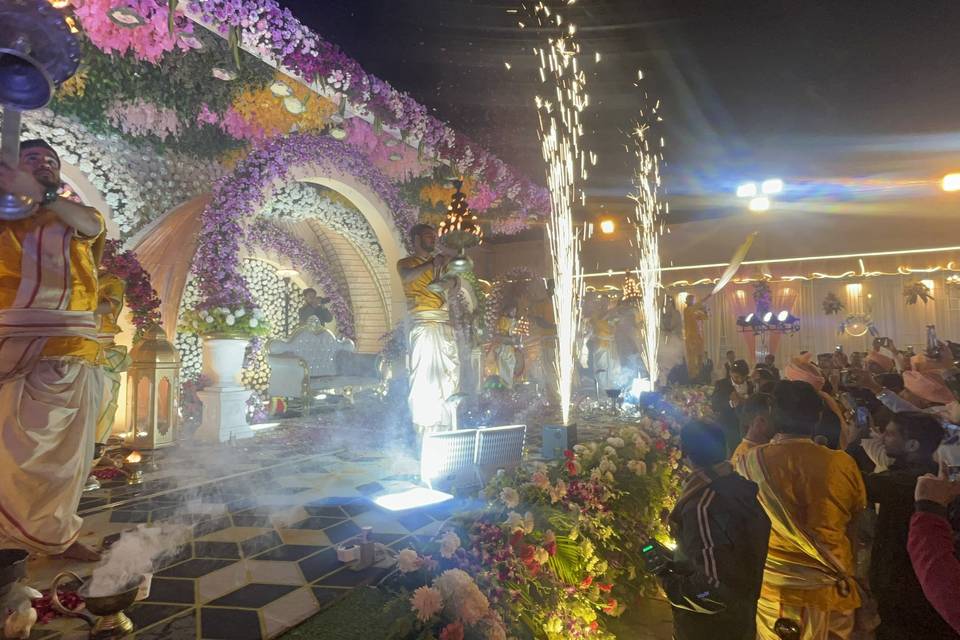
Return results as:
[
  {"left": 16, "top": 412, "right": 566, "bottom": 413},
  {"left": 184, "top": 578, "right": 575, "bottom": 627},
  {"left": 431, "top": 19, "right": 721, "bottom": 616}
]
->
[{"left": 266, "top": 326, "right": 381, "bottom": 410}]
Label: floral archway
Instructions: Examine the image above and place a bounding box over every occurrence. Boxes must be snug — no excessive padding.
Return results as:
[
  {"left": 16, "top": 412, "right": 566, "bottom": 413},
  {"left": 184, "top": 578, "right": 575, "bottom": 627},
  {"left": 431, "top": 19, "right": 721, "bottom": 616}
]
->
[{"left": 190, "top": 133, "right": 414, "bottom": 335}]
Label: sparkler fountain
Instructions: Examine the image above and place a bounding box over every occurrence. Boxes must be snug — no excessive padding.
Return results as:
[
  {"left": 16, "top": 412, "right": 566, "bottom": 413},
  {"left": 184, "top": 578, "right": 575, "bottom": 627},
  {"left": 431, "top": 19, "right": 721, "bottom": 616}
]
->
[
  {"left": 628, "top": 100, "right": 666, "bottom": 391},
  {"left": 534, "top": 2, "right": 589, "bottom": 426}
]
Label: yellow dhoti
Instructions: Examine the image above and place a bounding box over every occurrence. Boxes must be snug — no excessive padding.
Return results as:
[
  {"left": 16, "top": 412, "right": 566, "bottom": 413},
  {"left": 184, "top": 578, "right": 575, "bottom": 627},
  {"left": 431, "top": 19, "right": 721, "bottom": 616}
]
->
[{"left": 407, "top": 310, "right": 460, "bottom": 433}]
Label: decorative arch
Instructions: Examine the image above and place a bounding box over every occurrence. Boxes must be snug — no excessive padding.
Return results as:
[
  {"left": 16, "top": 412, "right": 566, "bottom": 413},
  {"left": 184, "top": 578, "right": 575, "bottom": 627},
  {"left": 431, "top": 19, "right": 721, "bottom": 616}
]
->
[
  {"left": 136, "top": 133, "right": 412, "bottom": 351},
  {"left": 191, "top": 134, "right": 413, "bottom": 343}
]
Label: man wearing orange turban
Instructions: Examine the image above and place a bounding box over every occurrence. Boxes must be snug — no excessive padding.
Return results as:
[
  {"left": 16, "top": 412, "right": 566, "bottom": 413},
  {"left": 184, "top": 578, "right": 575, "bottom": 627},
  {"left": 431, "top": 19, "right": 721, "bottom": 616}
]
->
[{"left": 783, "top": 353, "right": 852, "bottom": 448}]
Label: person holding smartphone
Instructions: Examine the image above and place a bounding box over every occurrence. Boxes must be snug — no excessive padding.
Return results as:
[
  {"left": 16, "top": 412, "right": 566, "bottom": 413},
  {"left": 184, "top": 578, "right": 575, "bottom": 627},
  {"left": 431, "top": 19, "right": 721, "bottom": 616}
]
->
[
  {"left": 648, "top": 420, "right": 770, "bottom": 640},
  {"left": 862, "top": 412, "right": 958, "bottom": 639}
]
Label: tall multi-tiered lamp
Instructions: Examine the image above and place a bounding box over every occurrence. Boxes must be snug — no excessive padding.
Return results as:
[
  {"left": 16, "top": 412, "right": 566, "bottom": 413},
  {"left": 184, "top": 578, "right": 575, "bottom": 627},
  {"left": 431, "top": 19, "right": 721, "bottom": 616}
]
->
[{"left": 436, "top": 179, "right": 483, "bottom": 274}]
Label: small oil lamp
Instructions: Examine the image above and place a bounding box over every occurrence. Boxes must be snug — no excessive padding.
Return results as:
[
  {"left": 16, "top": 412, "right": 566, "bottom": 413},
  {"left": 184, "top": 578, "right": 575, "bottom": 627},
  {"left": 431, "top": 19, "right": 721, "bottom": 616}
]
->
[{"left": 123, "top": 451, "right": 143, "bottom": 485}]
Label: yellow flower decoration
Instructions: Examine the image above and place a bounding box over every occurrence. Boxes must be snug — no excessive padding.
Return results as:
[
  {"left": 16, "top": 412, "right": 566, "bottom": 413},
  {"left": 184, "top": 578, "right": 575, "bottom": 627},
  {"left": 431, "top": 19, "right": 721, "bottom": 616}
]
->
[
  {"left": 57, "top": 69, "right": 88, "bottom": 98},
  {"left": 230, "top": 73, "right": 337, "bottom": 137},
  {"left": 219, "top": 146, "right": 250, "bottom": 170},
  {"left": 419, "top": 177, "right": 477, "bottom": 207}
]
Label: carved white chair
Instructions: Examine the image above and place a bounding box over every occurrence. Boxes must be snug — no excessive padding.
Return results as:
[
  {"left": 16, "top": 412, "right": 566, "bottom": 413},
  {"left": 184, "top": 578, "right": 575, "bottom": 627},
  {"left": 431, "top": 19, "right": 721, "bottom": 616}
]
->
[{"left": 266, "top": 326, "right": 381, "bottom": 410}]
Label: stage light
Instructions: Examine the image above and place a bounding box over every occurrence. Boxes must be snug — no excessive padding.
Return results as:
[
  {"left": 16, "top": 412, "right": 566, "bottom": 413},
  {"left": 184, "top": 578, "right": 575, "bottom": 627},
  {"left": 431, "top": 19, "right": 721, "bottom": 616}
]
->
[
  {"left": 249, "top": 422, "right": 279, "bottom": 432},
  {"left": 761, "top": 178, "right": 784, "bottom": 194},
  {"left": 373, "top": 487, "right": 453, "bottom": 511},
  {"left": 762, "top": 311, "right": 773, "bottom": 323},
  {"left": 943, "top": 174, "right": 960, "bottom": 192},
  {"left": 736, "top": 182, "right": 757, "bottom": 198},
  {"left": 748, "top": 196, "right": 771, "bottom": 212},
  {"left": 745, "top": 313, "right": 754, "bottom": 323},
  {"left": 777, "top": 310, "right": 789, "bottom": 322},
  {"left": 599, "top": 218, "right": 616, "bottom": 234}
]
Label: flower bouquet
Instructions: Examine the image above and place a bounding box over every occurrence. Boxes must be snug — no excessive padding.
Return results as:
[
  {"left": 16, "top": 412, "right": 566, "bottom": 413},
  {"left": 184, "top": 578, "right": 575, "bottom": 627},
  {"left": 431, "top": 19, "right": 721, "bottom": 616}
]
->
[{"left": 179, "top": 305, "right": 269, "bottom": 338}]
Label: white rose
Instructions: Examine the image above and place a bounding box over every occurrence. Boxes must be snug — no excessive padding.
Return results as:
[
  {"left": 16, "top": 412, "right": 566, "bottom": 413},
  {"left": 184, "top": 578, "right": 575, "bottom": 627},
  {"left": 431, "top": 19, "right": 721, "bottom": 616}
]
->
[
  {"left": 396, "top": 548, "right": 419, "bottom": 573},
  {"left": 225, "top": 315, "right": 235, "bottom": 326},
  {"left": 204, "top": 316, "right": 214, "bottom": 323},
  {"left": 235, "top": 308, "right": 246, "bottom": 317},
  {"left": 249, "top": 318, "right": 259, "bottom": 328}
]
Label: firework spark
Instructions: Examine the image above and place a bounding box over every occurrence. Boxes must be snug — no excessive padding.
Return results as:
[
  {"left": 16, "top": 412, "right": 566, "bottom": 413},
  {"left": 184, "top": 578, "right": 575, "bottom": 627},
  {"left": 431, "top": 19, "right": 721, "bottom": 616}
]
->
[
  {"left": 533, "top": 2, "right": 588, "bottom": 425},
  {"left": 628, "top": 95, "right": 666, "bottom": 387}
]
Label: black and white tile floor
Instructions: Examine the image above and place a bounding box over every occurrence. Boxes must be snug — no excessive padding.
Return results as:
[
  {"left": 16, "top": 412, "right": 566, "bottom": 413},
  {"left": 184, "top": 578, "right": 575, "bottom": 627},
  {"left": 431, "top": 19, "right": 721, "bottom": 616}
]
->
[{"left": 20, "top": 437, "right": 456, "bottom": 640}]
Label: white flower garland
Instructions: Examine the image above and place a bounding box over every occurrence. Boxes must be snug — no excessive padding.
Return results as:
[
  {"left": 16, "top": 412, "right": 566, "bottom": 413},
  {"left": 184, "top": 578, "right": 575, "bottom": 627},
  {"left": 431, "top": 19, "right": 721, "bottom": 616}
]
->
[
  {"left": 176, "top": 258, "right": 305, "bottom": 389},
  {"left": 16, "top": 110, "right": 222, "bottom": 236},
  {"left": 259, "top": 181, "right": 385, "bottom": 264}
]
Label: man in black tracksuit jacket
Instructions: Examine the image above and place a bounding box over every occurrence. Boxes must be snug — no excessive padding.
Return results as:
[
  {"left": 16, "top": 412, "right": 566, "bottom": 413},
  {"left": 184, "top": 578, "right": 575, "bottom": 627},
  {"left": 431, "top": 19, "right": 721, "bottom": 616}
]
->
[{"left": 650, "top": 420, "right": 770, "bottom": 640}]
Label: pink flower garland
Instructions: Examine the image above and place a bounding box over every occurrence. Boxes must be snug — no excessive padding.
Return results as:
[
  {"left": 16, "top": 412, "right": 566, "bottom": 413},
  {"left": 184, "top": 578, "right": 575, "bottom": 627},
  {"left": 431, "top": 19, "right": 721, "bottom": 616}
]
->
[
  {"left": 72, "top": 0, "right": 194, "bottom": 64},
  {"left": 101, "top": 239, "right": 163, "bottom": 338},
  {"left": 343, "top": 119, "right": 433, "bottom": 182},
  {"left": 106, "top": 98, "right": 183, "bottom": 141}
]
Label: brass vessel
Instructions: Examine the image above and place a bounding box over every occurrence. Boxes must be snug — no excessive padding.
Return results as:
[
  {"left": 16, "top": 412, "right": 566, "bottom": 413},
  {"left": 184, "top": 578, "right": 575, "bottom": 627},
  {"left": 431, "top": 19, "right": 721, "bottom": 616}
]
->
[{"left": 50, "top": 571, "right": 142, "bottom": 639}]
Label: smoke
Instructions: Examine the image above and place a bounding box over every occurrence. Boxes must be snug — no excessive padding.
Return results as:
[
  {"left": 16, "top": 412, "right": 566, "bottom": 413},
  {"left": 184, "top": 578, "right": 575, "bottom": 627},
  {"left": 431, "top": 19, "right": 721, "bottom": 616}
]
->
[
  {"left": 87, "top": 525, "right": 190, "bottom": 597},
  {"left": 658, "top": 334, "right": 687, "bottom": 384}
]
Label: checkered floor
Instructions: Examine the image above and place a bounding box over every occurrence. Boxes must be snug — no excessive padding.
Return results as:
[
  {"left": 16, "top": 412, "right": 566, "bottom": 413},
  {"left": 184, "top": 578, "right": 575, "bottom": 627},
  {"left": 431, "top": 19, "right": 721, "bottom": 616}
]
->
[
  {"left": 19, "top": 403, "right": 626, "bottom": 640},
  {"left": 19, "top": 428, "right": 471, "bottom": 640}
]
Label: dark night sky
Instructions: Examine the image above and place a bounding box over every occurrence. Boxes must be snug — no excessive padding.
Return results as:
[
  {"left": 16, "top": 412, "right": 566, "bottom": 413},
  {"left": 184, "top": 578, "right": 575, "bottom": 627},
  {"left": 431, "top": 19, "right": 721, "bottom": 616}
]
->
[{"left": 283, "top": 0, "right": 960, "bottom": 206}]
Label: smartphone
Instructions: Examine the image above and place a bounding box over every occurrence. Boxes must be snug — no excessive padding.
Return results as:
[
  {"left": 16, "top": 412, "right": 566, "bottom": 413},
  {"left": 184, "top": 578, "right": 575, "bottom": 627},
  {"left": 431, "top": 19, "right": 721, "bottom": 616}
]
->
[
  {"left": 855, "top": 406, "right": 871, "bottom": 431},
  {"left": 640, "top": 539, "right": 672, "bottom": 570}
]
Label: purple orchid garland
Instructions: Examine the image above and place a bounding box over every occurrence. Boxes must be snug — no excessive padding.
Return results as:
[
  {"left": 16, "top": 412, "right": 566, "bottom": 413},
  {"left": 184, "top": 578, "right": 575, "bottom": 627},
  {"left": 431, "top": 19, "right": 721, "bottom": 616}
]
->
[
  {"left": 245, "top": 218, "right": 356, "bottom": 340},
  {"left": 182, "top": 0, "right": 549, "bottom": 222},
  {"left": 192, "top": 133, "right": 411, "bottom": 332}
]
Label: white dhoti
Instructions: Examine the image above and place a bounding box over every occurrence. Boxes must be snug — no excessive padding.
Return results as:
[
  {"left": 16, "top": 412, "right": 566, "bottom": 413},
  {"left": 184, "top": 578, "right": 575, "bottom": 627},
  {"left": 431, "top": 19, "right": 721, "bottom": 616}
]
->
[
  {"left": 0, "top": 360, "right": 103, "bottom": 554},
  {"left": 496, "top": 345, "right": 517, "bottom": 388},
  {"left": 407, "top": 309, "right": 460, "bottom": 433},
  {"left": 0, "top": 222, "right": 104, "bottom": 555}
]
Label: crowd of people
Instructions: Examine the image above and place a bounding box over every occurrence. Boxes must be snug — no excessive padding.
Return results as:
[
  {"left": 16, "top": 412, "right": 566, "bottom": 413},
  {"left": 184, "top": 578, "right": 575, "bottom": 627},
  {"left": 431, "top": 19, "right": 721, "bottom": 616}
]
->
[{"left": 653, "top": 338, "right": 960, "bottom": 640}]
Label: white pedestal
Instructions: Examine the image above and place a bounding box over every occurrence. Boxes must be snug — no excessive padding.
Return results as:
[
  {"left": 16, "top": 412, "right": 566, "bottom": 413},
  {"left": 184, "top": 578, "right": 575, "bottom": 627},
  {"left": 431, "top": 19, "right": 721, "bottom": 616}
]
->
[{"left": 196, "top": 387, "right": 254, "bottom": 443}]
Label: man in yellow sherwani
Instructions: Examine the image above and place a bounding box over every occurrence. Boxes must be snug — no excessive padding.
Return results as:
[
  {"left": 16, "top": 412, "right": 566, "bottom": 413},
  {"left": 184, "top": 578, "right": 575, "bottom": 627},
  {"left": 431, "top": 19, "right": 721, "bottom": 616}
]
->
[
  {"left": 0, "top": 140, "right": 106, "bottom": 561},
  {"left": 737, "top": 380, "right": 866, "bottom": 640},
  {"left": 397, "top": 224, "right": 460, "bottom": 434},
  {"left": 95, "top": 269, "right": 129, "bottom": 443}
]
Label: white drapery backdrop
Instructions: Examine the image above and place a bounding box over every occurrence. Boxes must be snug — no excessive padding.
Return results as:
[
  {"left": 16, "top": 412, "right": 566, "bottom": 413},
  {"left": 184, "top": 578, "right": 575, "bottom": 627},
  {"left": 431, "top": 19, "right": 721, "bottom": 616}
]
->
[{"left": 672, "top": 272, "right": 960, "bottom": 378}]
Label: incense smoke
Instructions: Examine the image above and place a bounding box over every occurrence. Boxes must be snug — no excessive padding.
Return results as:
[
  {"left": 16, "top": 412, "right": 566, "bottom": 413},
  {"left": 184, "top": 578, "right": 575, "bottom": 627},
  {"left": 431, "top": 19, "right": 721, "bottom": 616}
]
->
[{"left": 88, "top": 525, "right": 189, "bottom": 597}]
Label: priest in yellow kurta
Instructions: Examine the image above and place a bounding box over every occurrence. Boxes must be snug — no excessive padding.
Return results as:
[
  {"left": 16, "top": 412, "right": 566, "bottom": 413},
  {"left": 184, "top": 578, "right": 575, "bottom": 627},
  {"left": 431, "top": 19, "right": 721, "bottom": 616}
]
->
[
  {"left": 397, "top": 224, "right": 460, "bottom": 434},
  {"left": 0, "top": 140, "right": 106, "bottom": 562},
  {"left": 95, "top": 270, "right": 130, "bottom": 443},
  {"left": 683, "top": 295, "right": 708, "bottom": 378}
]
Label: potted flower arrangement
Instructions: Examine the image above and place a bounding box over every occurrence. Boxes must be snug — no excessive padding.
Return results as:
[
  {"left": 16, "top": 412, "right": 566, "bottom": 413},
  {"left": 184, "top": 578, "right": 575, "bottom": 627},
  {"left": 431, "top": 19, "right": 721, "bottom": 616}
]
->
[{"left": 179, "top": 305, "right": 269, "bottom": 388}]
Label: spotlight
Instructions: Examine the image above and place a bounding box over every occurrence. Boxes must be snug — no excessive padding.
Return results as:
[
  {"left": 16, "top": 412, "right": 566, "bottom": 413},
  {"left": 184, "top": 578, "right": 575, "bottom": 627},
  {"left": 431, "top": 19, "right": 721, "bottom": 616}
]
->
[
  {"left": 748, "top": 196, "right": 771, "bottom": 212},
  {"left": 599, "top": 218, "right": 616, "bottom": 234},
  {"left": 777, "top": 310, "right": 789, "bottom": 322},
  {"left": 736, "top": 182, "right": 757, "bottom": 198},
  {"left": 943, "top": 173, "right": 960, "bottom": 192},
  {"left": 373, "top": 486, "right": 453, "bottom": 511},
  {"left": 761, "top": 178, "right": 784, "bottom": 195},
  {"left": 762, "top": 311, "right": 773, "bottom": 323},
  {"left": 744, "top": 313, "right": 754, "bottom": 323}
]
